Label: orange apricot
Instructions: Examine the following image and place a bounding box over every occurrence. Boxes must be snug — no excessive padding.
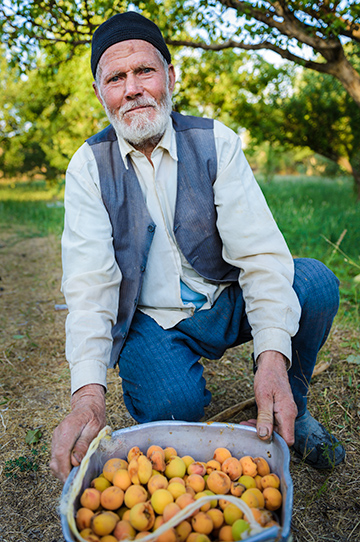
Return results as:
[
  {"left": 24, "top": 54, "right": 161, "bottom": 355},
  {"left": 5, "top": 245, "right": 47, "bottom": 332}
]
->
[
  {"left": 129, "top": 502, "right": 156, "bottom": 531},
  {"left": 103, "top": 458, "right": 128, "bottom": 482},
  {"left": 112, "top": 469, "right": 132, "bottom": 491},
  {"left": 80, "top": 488, "right": 101, "bottom": 511},
  {"left": 113, "top": 519, "right": 137, "bottom": 540},
  {"left": 261, "top": 473, "right": 280, "bottom": 490},
  {"left": 206, "top": 471, "right": 231, "bottom": 495},
  {"left": 124, "top": 484, "right": 148, "bottom": 509},
  {"left": 239, "top": 456, "right": 257, "bottom": 477},
  {"left": 191, "top": 511, "right": 214, "bottom": 535},
  {"left": 76, "top": 508, "right": 95, "bottom": 531},
  {"left": 91, "top": 511, "right": 118, "bottom": 537},
  {"left": 100, "top": 486, "right": 124, "bottom": 510},
  {"left": 213, "top": 448, "right": 232, "bottom": 465},
  {"left": 253, "top": 457, "right": 271, "bottom": 476},
  {"left": 263, "top": 487, "right": 282, "bottom": 511},
  {"left": 221, "top": 458, "right": 242, "bottom": 481}
]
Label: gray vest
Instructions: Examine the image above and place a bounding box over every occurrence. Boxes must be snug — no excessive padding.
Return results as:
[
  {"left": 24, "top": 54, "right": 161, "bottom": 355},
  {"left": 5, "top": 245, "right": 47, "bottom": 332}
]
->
[{"left": 87, "top": 112, "right": 239, "bottom": 366}]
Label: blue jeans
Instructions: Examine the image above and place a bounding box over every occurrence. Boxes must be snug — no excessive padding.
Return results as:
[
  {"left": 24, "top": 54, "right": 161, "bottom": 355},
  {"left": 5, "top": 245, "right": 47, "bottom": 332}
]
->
[{"left": 117, "top": 259, "right": 339, "bottom": 423}]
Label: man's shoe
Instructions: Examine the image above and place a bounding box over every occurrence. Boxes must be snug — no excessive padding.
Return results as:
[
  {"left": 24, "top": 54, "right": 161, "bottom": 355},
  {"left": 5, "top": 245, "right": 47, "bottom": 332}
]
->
[{"left": 292, "top": 410, "right": 345, "bottom": 469}]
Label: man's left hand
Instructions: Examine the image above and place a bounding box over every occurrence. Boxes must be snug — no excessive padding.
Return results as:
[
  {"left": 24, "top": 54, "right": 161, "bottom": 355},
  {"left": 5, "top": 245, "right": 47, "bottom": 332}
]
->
[{"left": 253, "top": 350, "right": 298, "bottom": 446}]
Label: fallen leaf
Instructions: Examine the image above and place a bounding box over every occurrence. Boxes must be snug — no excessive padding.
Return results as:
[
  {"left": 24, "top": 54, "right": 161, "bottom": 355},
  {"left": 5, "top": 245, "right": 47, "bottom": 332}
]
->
[
  {"left": 25, "top": 429, "right": 42, "bottom": 445},
  {"left": 346, "top": 354, "right": 360, "bottom": 365}
]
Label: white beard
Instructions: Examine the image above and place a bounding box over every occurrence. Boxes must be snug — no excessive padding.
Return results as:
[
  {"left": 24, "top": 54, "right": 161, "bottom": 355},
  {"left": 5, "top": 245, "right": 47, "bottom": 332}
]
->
[{"left": 103, "top": 90, "right": 172, "bottom": 147}]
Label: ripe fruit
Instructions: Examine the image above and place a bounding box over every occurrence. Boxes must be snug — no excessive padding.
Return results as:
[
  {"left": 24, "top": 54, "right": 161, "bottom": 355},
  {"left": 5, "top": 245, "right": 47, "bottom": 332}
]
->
[
  {"left": 124, "top": 484, "right": 148, "bottom": 509},
  {"left": 129, "top": 502, "right": 156, "bottom": 531},
  {"left": 80, "top": 488, "right": 101, "bottom": 511},
  {"left": 191, "top": 511, "right": 214, "bottom": 534},
  {"left": 239, "top": 456, "right": 257, "bottom": 477},
  {"left": 231, "top": 518, "right": 250, "bottom": 540},
  {"left": 213, "top": 448, "right": 232, "bottom": 465},
  {"left": 165, "top": 456, "right": 187, "bottom": 479},
  {"left": 75, "top": 508, "right": 94, "bottom": 530},
  {"left": 103, "top": 458, "right": 128, "bottom": 482},
  {"left": 90, "top": 511, "right": 118, "bottom": 536},
  {"left": 151, "top": 489, "right": 174, "bottom": 515},
  {"left": 206, "top": 471, "right": 231, "bottom": 495},
  {"left": 100, "top": 486, "right": 124, "bottom": 510},
  {"left": 263, "top": 487, "right": 282, "bottom": 511},
  {"left": 221, "top": 457, "right": 242, "bottom": 481}
]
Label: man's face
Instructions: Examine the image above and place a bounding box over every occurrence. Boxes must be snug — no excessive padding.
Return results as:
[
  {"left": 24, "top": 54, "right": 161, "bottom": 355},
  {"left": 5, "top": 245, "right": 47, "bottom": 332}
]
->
[{"left": 93, "top": 40, "right": 175, "bottom": 146}]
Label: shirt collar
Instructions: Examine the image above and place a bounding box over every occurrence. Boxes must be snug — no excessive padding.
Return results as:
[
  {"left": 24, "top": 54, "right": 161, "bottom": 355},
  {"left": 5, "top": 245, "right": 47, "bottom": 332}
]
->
[{"left": 116, "top": 115, "right": 178, "bottom": 168}]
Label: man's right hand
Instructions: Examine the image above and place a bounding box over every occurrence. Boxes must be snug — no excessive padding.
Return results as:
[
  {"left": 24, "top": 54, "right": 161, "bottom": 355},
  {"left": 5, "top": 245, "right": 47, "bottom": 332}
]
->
[{"left": 50, "top": 383, "right": 106, "bottom": 483}]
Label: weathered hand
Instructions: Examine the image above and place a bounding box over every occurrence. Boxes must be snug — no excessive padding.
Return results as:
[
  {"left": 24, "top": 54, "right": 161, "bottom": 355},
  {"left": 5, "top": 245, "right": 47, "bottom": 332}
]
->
[
  {"left": 50, "top": 384, "right": 106, "bottom": 483},
  {"left": 254, "top": 350, "right": 298, "bottom": 446}
]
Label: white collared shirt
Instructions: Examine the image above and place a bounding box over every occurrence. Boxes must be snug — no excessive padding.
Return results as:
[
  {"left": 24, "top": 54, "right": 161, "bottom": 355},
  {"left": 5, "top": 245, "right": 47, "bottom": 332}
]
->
[{"left": 62, "top": 117, "right": 301, "bottom": 393}]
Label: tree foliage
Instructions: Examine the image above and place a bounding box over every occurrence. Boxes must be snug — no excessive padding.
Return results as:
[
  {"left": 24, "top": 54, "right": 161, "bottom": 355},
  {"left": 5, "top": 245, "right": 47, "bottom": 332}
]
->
[
  {"left": 0, "top": 47, "right": 105, "bottom": 180},
  {"left": 1, "top": 0, "right": 360, "bottom": 105}
]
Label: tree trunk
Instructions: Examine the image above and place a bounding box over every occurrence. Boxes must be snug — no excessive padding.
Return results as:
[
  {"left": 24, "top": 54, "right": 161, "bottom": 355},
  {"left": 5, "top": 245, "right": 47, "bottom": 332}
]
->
[
  {"left": 328, "top": 54, "right": 360, "bottom": 110},
  {"left": 352, "top": 166, "right": 360, "bottom": 201}
]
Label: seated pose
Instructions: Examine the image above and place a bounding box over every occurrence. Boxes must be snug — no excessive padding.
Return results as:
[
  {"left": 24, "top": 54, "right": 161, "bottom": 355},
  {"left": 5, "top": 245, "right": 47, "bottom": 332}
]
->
[{"left": 50, "top": 11, "right": 345, "bottom": 483}]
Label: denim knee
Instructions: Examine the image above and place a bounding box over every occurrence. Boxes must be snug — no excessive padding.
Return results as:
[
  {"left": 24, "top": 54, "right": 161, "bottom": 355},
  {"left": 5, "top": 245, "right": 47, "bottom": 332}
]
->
[{"left": 293, "top": 258, "right": 340, "bottom": 319}]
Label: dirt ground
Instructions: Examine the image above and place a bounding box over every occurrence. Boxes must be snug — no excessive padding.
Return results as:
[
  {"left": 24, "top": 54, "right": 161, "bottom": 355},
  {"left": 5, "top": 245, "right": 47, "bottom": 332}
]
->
[{"left": 0, "top": 233, "right": 359, "bottom": 542}]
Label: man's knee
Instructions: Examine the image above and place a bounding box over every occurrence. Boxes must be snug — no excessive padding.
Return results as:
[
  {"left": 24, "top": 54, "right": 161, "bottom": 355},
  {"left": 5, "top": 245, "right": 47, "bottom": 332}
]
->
[{"left": 293, "top": 258, "right": 340, "bottom": 317}]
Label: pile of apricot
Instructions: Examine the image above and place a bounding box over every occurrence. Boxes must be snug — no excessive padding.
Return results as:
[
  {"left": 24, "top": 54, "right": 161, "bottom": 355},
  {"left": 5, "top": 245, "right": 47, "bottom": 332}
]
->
[{"left": 75, "top": 445, "right": 283, "bottom": 542}]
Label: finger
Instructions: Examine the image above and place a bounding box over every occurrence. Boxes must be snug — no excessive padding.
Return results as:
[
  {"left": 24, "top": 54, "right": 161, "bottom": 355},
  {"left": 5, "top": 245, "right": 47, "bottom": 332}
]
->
[
  {"left": 239, "top": 419, "right": 257, "bottom": 428},
  {"left": 71, "top": 420, "right": 105, "bottom": 467}
]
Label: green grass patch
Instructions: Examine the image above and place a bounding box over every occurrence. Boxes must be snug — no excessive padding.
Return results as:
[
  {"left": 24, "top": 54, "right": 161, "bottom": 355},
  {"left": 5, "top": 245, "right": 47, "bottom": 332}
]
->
[
  {"left": 261, "top": 176, "right": 360, "bottom": 323},
  {"left": 0, "top": 179, "right": 64, "bottom": 237}
]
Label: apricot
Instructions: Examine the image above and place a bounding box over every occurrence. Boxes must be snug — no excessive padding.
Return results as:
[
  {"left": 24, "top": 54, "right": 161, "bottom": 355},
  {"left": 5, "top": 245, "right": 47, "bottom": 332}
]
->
[
  {"left": 244, "top": 507, "right": 273, "bottom": 527},
  {"left": 221, "top": 458, "right": 242, "bottom": 481},
  {"left": 213, "top": 448, "right": 232, "bottom": 465},
  {"left": 191, "top": 511, "right": 214, "bottom": 535},
  {"left": 147, "top": 445, "right": 165, "bottom": 459},
  {"left": 204, "top": 490, "right": 217, "bottom": 508},
  {"left": 187, "top": 534, "right": 211, "bottom": 542},
  {"left": 79, "top": 528, "right": 93, "bottom": 539},
  {"left": 206, "top": 471, "right": 231, "bottom": 495},
  {"left": 240, "top": 489, "right": 260, "bottom": 509},
  {"left": 254, "top": 475, "right": 263, "bottom": 490},
  {"left": 164, "top": 447, "right": 178, "bottom": 461},
  {"left": 181, "top": 455, "right": 195, "bottom": 469},
  {"left": 149, "top": 450, "right": 166, "bottom": 472},
  {"left": 223, "top": 503, "right": 243, "bottom": 525},
  {"left": 165, "top": 456, "right": 187, "bottom": 479},
  {"left": 186, "top": 473, "right": 206, "bottom": 494},
  {"left": 116, "top": 506, "right": 129, "bottom": 520},
  {"left": 194, "top": 491, "right": 211, "bottom": 512},
  {"left": 246, "top": 488, "right": 265, "bottom": 508},
  {"left": 218, "top": 524, "right": 234, "bottom": 541},
  {"left": 205, "top": 460, "right": 221, "bottom": 474},
  {"left": 103, "top": 458, "right": 128, "bottom": 482},
  {"left": 187, "top": 462, "right": 207, "bottom": 477},
  {"left": 168, "top": 476, "right": 186, "bottom": 486},
  {"left": 91, "top": 511, "right": 118, "bottom": 536},
  {"left": 80, "top": 488, "right": 101, "bottom": 511},
  {"left": 263, "top": 487, "right": 282, "bottom": 511},
  {"left": 230, "top": 481, "right": 246, "bottom": 497},
  {"left": 163, "top": 502, "right": 181, "bottom": 523},
  {"left": 239, "top": 456, "right": 257, "bottom": 477},
  {"left": 127, "top": 446, "right": 142, "bottom": 462},
  {"left": 112, "top": 469, "right": 132, "bottom": 491},
  {"left": 100, "top": 536, "right": 118, "bottom": 542},
  {"left": 91, "top": 476, "right": 112, "bottom": 492},
  {"left": 253, "top": 457, "right": 271, "bottom": 476},
  {"left": 238, "top": 475, "right": 256, "bottom": 489},
  {"left": 100, "top": 486, "right": 124, "bottom": 510},
  {"left": 156, "top": 527, "right": 178, "bottom": 542},
  {"left": 151, "top": 489, "right": 174, "bottom": 515},
  {"left": 231, "top": 519, "right": 250, "bottom": 540},
  {"left": 113, "top": 519, "right": 137, "bottom": 540},
  {"left": 129, "top": 502, "right": 156, "bottom": 531},
  {"left": 153, "top": 515, "right": 165, "bottom": 531},
  {"left": 176, "top": 492, "right": 196, "bottom": 510},
  {"left": 135, "top": 532, "right": 152, "bottom": 540},
  {"left": 176, "top": 519, "right": 193, "bottom": 542},
  {"left": 122, "top": 509, "right": 131, "bottom": 521},
  {"left": 261, "top": 473, "right": 280, "bottom": 490},
  {"left": 124, "top": 484, "right": 148, "bottom": 509},
  {"left": 76, "top": 507, "right": 95, "bottom": 530},
  {"left": 167, "top": 482, "right": 186, "bottom": 500},
  {"left": 148, "top": 474, "right": 169, "bottom": 495},
  {"left": 80, "top": 530, "right": 100, "bottom": 542},
  {"left": 128, "top": 455, "right": 153, "bottom": 485},
  {"left": 207, "top": 508, "right": 224, "bottom": 529}
]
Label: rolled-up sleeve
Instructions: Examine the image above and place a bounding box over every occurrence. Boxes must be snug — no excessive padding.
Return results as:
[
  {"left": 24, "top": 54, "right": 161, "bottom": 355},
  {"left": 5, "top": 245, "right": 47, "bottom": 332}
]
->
[
  {"left": 62, "top": 143, "right": 122, "bottom": 394},
  {"left": 213, "top": 121, "right": 301, "bottom": 363}
]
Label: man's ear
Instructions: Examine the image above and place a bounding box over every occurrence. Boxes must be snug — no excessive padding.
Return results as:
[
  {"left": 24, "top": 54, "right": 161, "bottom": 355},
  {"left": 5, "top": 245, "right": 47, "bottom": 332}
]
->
[
  {"left": 168, "top": 64, "right": 176, "bottom": 95},
  {"left": 93, "top": 82, "right": 104, "bottom": 108}
]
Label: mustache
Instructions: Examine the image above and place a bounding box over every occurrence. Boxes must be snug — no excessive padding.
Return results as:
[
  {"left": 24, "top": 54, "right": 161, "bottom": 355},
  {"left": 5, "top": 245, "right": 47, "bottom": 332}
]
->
[{"left": 119, "top": 97, "right": 158, "bottom": 116}]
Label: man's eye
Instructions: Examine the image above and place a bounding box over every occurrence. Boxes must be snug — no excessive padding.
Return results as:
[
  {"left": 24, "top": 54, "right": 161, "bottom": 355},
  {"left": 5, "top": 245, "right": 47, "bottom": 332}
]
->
[{"left": 142, "top": 68, "right": 153, "bottom": 74}]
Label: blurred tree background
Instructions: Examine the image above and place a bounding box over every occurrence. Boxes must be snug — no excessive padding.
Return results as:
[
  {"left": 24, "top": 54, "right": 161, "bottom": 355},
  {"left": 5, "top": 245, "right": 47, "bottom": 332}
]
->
[{"left": 0, "top": 1, "right": 359, "bottom": 194}]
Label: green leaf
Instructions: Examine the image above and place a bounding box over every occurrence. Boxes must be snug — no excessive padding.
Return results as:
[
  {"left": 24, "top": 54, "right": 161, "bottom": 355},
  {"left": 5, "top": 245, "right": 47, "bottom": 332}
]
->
[
  {"left": 25, "top": 429, "right": 42, "bottom": 445},
  {"left": 346, "top": 354, "right": 360, "bottom": 365},
  {"left": 13, "top": 334, "right": 25, "bottom": 339}
]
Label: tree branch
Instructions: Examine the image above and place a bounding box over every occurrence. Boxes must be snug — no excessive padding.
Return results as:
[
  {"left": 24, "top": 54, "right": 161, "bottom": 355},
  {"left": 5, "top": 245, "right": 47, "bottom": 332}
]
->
[{"left": 166, "top": 37, "right": 337, "bottom": 75}]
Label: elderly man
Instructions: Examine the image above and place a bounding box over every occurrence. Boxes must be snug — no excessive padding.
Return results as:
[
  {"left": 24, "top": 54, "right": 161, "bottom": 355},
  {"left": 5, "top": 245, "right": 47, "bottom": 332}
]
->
[{"left": 50, "top": 11, "right": 345, "bottom": 482}]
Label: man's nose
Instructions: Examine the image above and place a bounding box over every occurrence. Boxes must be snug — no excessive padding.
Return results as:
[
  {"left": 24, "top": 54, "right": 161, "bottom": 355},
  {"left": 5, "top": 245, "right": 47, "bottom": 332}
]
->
[{"left": 125, "top": 74, "right": 143, "bottom": 99}]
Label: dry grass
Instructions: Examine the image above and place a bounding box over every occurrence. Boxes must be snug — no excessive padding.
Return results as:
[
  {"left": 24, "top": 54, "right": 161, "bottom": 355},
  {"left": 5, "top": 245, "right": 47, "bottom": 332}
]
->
[{"left": 0, "top": 233, "right": 359, "bottom": 542}]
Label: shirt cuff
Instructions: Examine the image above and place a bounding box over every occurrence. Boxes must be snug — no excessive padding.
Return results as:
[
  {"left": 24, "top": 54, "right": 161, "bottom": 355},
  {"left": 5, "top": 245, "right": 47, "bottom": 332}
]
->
[
  {"left": 253, "top": 328, "right": 292, "bottom": 369},
  {"left": 70, "top": 359, "right": 108, "bottom": 395}
]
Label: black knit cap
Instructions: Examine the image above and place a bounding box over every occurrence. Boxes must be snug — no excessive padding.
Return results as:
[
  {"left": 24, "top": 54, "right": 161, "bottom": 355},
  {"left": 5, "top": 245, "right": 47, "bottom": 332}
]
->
[{"left": 91, "top": 11, "right": 171, "bottom": 78}]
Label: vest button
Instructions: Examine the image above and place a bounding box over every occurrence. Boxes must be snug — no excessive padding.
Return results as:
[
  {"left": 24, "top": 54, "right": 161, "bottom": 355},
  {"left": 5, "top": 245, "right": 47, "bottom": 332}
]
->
[
  {"left": 140, "top": 265, "right": 146, "bottom": 272},
  {"left": 148, "top": 224, "right": 155, "bottom": 232}
]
